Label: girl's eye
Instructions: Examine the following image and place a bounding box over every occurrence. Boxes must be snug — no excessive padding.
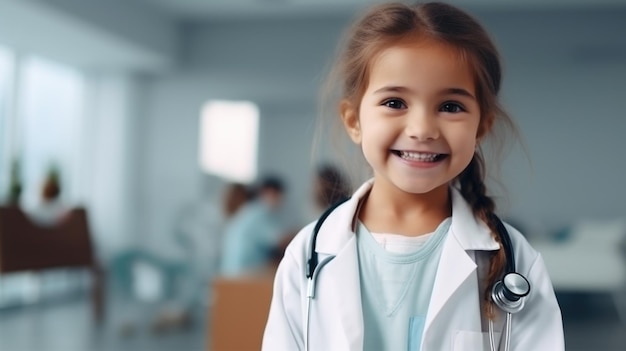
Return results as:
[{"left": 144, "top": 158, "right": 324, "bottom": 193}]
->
[
  {"left": 440, "top": 102, "right": 465, "bottom": 113},
  {"left": 382, "top": 99, "right": 406, "bottom": 109}
]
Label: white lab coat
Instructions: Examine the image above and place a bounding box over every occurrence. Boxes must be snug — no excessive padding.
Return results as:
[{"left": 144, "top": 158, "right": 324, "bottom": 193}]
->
[{"left": 263, "top": 180, "right": 565, "bottom": 351}]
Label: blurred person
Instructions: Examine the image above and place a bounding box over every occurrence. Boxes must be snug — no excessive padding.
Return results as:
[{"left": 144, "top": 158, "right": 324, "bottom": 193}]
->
[
  {"left": 114, "top": 180, "right": 257, "bottom": 334},
  {"left": 282, "top": 164, "right": 350, "bottom": 254},
  {"left": 167, "top": 181, "right": 256, "bottom": 301},
  {"left": 222, "top": 182, "right": 255, "bottom": 219},
  {"left": 312, "top": 163, "right": 352, "bottom": 214},
  {"left": 27, "top": 166, "right": 71, "bottom": 226},
  {"left": 219, "top": 175, "right": 286, "bottom": 277},
  {"left": 263, "top": 2, "right": 563, "bottom": 350},
  {"left": 175, "top": 181, "right": 256, "bottom": 281}
]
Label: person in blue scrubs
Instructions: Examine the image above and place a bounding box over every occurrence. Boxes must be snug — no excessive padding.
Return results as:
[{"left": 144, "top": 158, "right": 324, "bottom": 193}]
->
[{"left": 219, "top": 176, "right": 286, "bottom": 277}]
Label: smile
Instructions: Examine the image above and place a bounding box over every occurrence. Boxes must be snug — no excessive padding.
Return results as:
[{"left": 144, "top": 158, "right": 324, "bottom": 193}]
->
[{"left": 391, "top": 150, "right": 447, "bottom": 162}]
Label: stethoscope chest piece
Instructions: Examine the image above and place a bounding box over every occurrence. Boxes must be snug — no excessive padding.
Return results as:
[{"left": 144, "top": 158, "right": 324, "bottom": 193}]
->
[{"left": 492, "top": 272, "right": 530, "bottom": 314}]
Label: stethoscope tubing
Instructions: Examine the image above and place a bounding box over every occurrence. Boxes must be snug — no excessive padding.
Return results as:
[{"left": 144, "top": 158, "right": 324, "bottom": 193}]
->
[
  {"left": 305, "top": 255, "right": 335, "bottom": 351},
  {"left": 489, "top": 310, "right": 513, "bottom": 351}
]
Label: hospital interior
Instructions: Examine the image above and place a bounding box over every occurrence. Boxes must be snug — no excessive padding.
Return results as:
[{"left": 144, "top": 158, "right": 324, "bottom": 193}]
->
[{"left": 0, "top": 0, "right": 625, "bottom": 350}]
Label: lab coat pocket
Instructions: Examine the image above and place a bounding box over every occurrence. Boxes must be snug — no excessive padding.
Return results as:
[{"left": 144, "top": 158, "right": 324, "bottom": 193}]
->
[{"left": 453, "top": 330, "right": 500, "bottom": 351}]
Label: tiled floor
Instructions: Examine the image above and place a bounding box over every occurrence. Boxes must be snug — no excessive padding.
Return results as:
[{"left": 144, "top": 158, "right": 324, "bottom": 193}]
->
[
  {"left": 0, "top": 290, "right": 623, "bottom": 351},
  {"left": 0, "top": 292, "right": 207, "bottom": 351}
]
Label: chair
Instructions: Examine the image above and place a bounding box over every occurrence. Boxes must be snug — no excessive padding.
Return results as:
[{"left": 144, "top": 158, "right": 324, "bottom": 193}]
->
[
  {"left": 209, "top": 275, "right": 274, "bottom": 351},
  {"left": 0, "top": 206, "right": 105, "bottom": 322}
]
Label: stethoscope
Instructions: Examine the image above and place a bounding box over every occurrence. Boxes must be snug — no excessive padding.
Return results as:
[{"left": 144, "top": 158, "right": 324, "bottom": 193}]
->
[{"left": 304, "top": 198, "right": 531, "bottom": 351}]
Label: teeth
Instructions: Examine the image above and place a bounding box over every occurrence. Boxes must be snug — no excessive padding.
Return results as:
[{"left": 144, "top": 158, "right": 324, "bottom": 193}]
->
[{"left": 398, "top": 151, "right": 440, "bottom": 162}]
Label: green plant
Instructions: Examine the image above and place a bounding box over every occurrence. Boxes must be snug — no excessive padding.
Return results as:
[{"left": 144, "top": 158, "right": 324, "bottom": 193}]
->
[{"left": 8, "top": 158, "right": 22, "bottom": 205}]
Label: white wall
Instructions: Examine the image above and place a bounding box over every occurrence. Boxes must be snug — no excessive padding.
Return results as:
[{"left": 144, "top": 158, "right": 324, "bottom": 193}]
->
[
  {"left": 482, "top": 9, "right": 626, "bottom": 230},
  {"left": 500, "top": 62, "right": 626, "bottom": 228},
  {"left": 138, "top": 73, "right": 322, "bottom": 255},
  {"left": 83, "top": 74, "right": 146, "bottom": 260}
]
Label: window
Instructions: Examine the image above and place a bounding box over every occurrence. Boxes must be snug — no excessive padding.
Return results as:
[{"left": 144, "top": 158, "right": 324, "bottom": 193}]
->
[
  {"left": 199, "top": 100, "right": 259, "bottom": 183},
  {"left": 0, "top": 45, "right": 15, "bottom": 200},
  {"left": 0, "top": 52, "right": 87, "bottom": 307},
  {"left": 18, "top": 56, "right": 85, "bottom": 208}
]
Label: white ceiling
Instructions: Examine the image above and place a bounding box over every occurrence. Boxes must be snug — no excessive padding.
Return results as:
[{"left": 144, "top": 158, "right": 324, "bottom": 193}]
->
[
  {"left": 1, "top": 0, "right": 624, "bottom": 72},
  {"left": 133, "top": 0, "right": 626, "bottom": 20},
  {"left": 0, "top": 0, "right": 176, "bottom": 71}
]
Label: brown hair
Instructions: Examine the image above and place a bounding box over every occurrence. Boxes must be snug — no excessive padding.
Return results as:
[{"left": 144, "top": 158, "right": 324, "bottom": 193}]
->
[
  {"left": 314, "top": 163, "right": 352, "bottom": 209},
  {"left": 324, "top": 1, "right": 518, "bottom": 318},
  {"left": 223, "top": 183, "right": 253, "bottom": 218},
  {"left": 41, "top": 167, "right": 61, "bottom": 202},
  {"left": 42, "top": 178, "right": 61, "bottom": 201}
]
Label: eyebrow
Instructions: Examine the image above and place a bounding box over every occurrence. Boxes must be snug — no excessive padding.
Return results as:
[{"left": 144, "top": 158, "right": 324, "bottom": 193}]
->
[
  {"left": 445, "top": 88, "right": 476, "bottom": 100},
  {"left": 373, "top": 86, "right": 476, "bottom": 100}
]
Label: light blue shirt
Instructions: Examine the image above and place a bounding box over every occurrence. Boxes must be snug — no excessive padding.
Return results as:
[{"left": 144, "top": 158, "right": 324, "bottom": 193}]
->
[
  {"left": 357, "top": 218, "right": 450, "bottom": 351},
  {"left": 220, "top": 201, "right": 282, "bottom": 276}
]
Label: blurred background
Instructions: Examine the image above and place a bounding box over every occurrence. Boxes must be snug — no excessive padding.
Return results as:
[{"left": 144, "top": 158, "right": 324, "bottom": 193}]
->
[{"left": 0, "top": 0, "right": 625, "bottom": 350}]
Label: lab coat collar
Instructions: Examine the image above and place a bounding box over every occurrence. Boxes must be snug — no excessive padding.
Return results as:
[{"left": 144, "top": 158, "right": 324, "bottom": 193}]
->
[
  {"left": 449, "top": 183, "right": 501, "bottom": 251},
  {"left": 313, "top": 179, "right": 373, "bottom": 255},
  {"left": 314, "top": 179, "right": 500, "bottom": 255}
]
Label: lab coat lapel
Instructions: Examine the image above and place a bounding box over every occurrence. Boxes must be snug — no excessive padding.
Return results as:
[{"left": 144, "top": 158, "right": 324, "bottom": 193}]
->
[
  {"left": 424, "top": 232, "right": 476, "bottom": 331},
  {"left": 326, "top": 237, "right": 364, "bottom": 351},
  {"left": 314, "top": 181, "right": 372, "bottom": 351},
  {"left": 424, "top": 186, "right": 500, "bottom": 331}
]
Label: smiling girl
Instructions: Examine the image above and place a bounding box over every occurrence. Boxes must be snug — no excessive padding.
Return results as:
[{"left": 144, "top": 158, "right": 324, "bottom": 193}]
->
[{"left": 262, "top": 2, "right": 564, "bottom": 350}]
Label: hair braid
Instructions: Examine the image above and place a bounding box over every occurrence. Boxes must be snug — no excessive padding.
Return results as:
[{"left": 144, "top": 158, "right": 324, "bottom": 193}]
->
[{"left": 458, "top": 153, "right": 507, "bottom": 320}]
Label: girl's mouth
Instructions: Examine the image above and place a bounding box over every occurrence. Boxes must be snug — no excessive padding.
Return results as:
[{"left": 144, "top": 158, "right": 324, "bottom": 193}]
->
[{"left": 391, "top": 150, "right": 448, "bottom": 162}]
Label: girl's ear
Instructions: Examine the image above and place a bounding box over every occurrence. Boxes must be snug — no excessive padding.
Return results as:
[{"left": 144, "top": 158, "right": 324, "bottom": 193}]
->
[{"left": 340, "top": 99, "right": 361, "bottom": 144}]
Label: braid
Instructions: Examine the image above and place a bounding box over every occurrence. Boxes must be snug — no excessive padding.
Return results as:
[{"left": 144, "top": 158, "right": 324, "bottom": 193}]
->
[{"left": 458, "top": 153, "right": 507, "bottom": 320}]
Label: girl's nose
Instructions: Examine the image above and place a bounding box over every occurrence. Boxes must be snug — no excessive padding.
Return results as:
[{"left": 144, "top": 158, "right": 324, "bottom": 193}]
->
[{"left": 405, "top": 110, "right": 439, "bottom": 141}]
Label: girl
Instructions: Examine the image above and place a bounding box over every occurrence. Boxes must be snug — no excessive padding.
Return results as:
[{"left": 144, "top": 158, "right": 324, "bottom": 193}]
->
[{"left": 263, "top": 2, "right": 564, "bottom": 350}]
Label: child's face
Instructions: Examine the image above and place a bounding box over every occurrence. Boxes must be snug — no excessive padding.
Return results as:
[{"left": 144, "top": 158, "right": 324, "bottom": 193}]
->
[{"left": 341, "top": 39, "right": 481, "bottom": 195}]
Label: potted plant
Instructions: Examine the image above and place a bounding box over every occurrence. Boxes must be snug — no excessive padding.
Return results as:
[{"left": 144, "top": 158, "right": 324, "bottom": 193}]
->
[{"left": 42, "top": 164, "right": 61, "bottom": 202}]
